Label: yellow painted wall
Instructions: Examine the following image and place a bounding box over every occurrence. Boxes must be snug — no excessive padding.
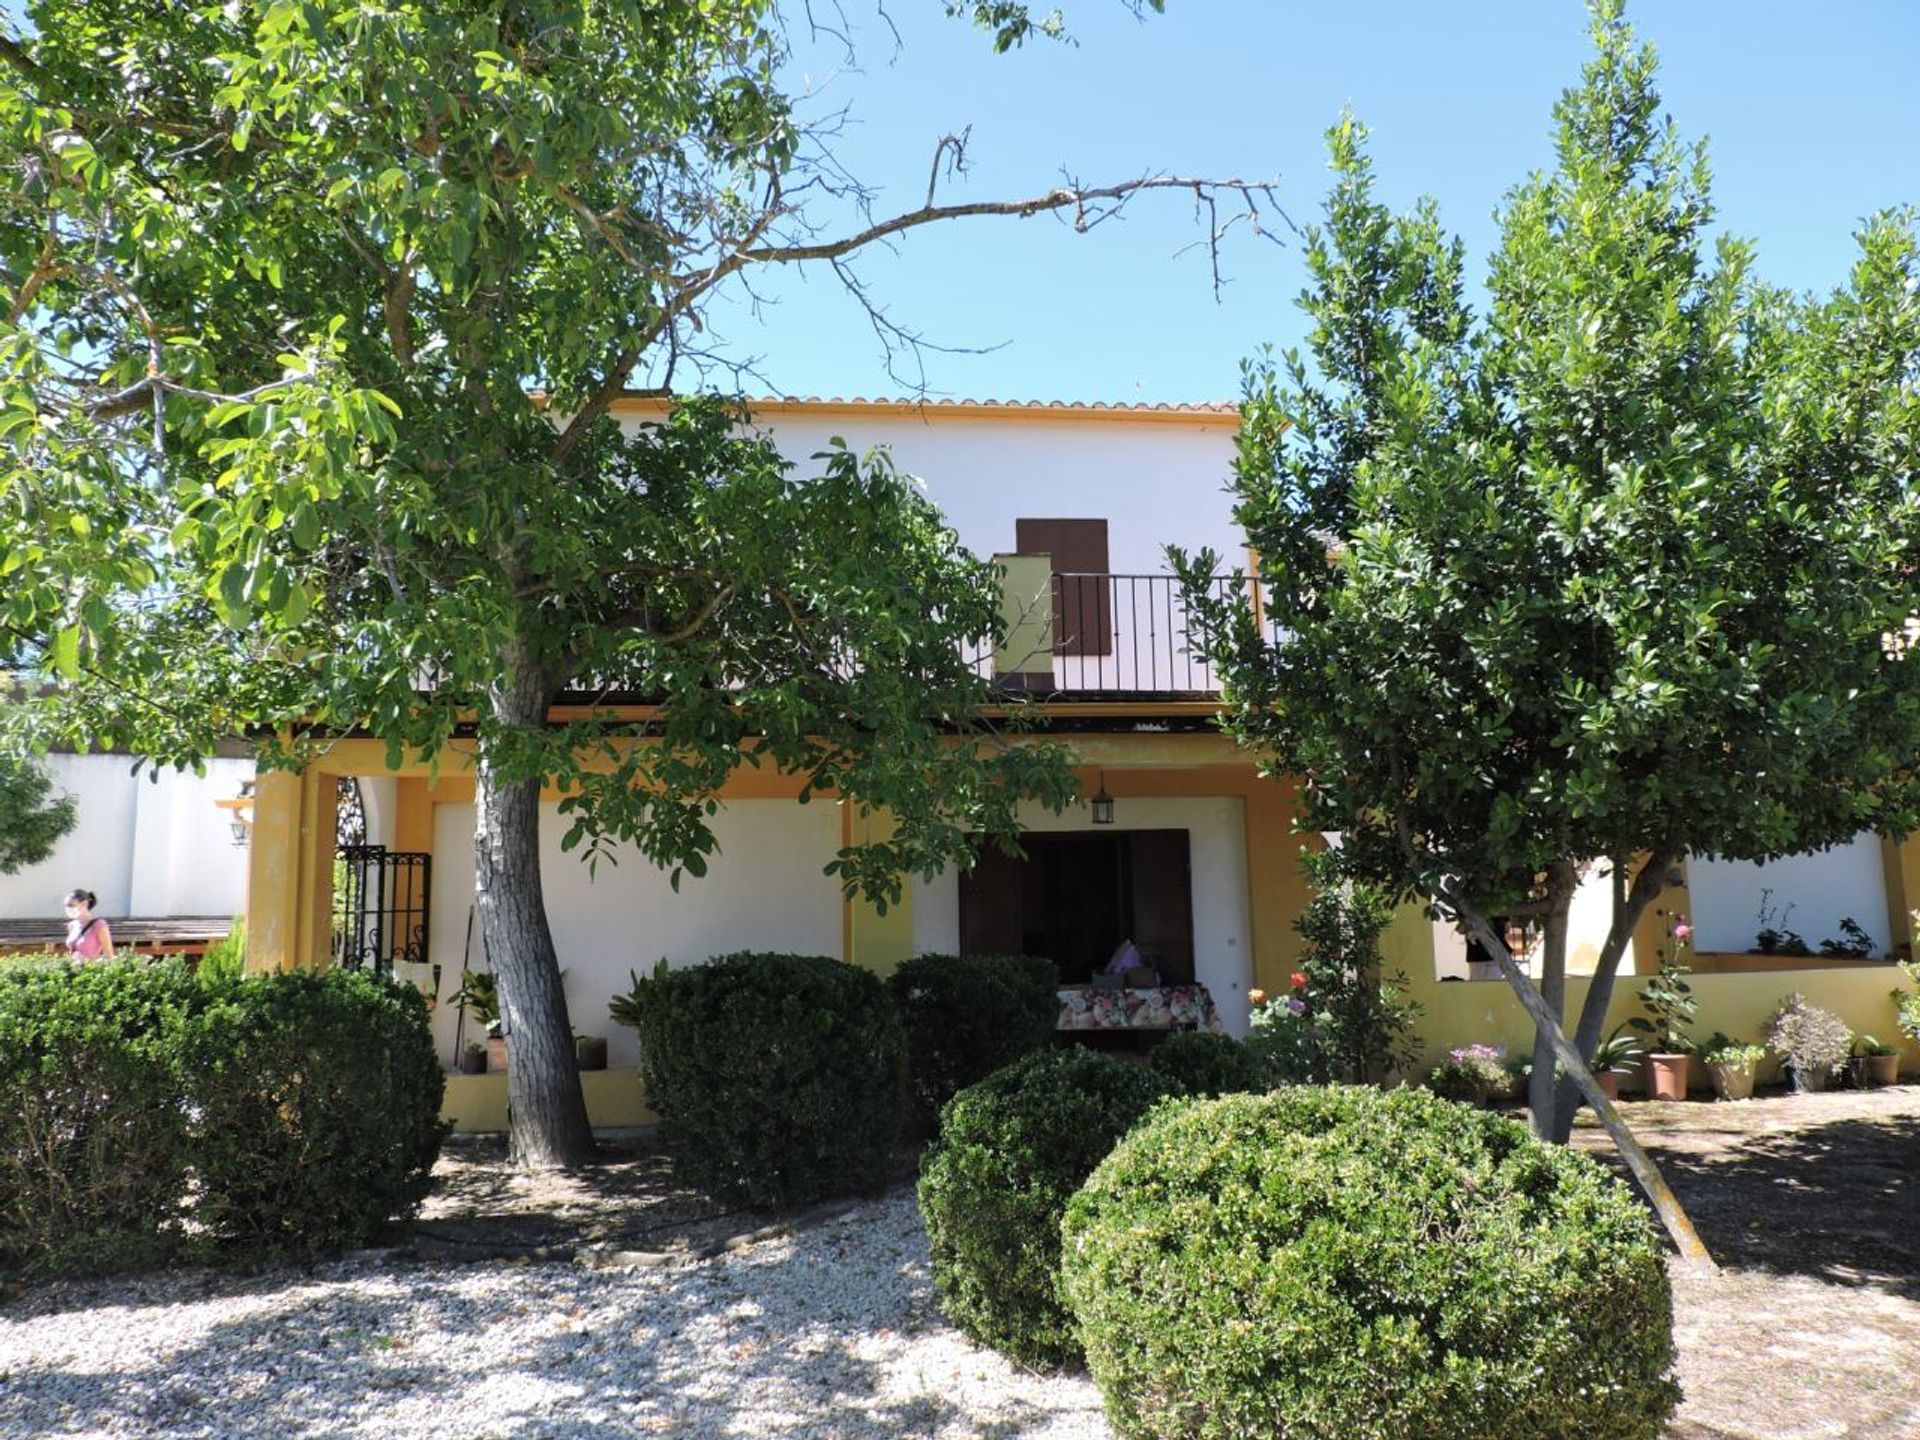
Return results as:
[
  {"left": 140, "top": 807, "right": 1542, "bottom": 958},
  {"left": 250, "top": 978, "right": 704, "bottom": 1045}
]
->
[{"left": 443, "top": 1067, "right": 656, "bottom": 1134}]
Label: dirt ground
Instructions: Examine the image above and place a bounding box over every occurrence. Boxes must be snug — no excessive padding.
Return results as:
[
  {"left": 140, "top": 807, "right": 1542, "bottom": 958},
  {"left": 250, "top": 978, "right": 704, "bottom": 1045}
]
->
[
  {"left": 1570, "top": 1085, "right": 1920, "bottom": 1439},
  {"left": 418, "top": 1090, "right": 1920, "bottom": 1439}
]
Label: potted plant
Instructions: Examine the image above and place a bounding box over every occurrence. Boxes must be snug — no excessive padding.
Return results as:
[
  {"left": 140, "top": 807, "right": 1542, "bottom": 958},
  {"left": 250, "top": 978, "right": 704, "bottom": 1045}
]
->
[
  {"left": 575, "top": 1033, "right": 609, "bottom": 1071},
  {"left": 1765, "top": 992, "right": 1851, "bottom": 1093},
  {"left": 1892, "top": 956, "right": 1920, "bottom": 1052},
  {"left": 1591, "top": 1025, "right": 1643, "bottom": 1101},
  {"left": 1628, "top": 935, "right": 1697, "bottom": 1101},
  {"left": 1699, "top": 1034, "right": 1765, "bottom": 1101},
  {"left": 452, "top": 970, "right": 505, "bottom": 1073},
  {"left": 1850, "top": 1035, "right": 1900, "bottom": 1088},
  {"left": 458, "top": 1040, "right": 489, "bottom": 1075}
]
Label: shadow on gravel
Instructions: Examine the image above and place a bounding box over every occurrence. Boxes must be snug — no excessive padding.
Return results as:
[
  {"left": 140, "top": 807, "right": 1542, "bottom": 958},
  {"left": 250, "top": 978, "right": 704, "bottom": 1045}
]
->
[{"left": 1603, "top": 1108, "right": 1920, "bottom": 1299}]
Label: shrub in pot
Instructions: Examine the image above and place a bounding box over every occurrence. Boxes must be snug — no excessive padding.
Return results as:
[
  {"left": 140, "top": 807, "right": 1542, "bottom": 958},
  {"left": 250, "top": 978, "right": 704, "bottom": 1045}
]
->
[
  {"left": 1850, "top": 1035, "right": 1899, "bottom": 1088},
  {"left": 1699, "top": 1035, "right": 1765, "bottom": 1101},
  {"left": 458, "top": 1041, "right": 488, "bottom": 1075},
  {"left": 886, "top": 953, "right": 1058, "bottom": 1131},
  {"left": 1061, "top": 1086, "right": 1679, "bottom": 1440},
  {"left": 1426, "top": 1043, "right": 1516, "bottom": 1105},
  {"left": 1766, "top": 993, "right": 1852, "bottom": 1093},
  {"left": 1628, "top": 957, "right": 1696, "bottom": 1101},
  {"left": 1145, "top": 1030, "right": 1266, "bottom": 1098},
  {"left": 614, "top": 953, "right": 904, "bottom": 1206},
  {"left": 917, "top": 1046, "right": 1174, "bottom": 1368},
  {"left": 1592, "top": 1025, "right": 1644, "bottom": 1100}
]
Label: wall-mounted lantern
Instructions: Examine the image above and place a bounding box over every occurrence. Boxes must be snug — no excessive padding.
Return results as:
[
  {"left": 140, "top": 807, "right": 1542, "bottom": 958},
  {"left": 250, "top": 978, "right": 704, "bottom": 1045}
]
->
[
  {"left": 216, "top": 778, "right": 256, "bottom": 847},
  {"left": 1090, "top": 770, "right": 1116, "bottom": 826}
]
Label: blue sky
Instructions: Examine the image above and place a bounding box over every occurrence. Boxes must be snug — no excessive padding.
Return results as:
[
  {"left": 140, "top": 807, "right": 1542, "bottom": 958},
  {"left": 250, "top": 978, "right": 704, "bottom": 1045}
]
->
[{"left": 705, "top": 0, "right": 1920, "bottom": 404}]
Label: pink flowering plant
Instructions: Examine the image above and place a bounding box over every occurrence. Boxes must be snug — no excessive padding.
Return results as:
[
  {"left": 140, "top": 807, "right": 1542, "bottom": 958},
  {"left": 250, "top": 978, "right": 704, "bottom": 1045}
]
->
[{"left": 1427, "top": 1043, "right": 1517, "bottom": 1105}]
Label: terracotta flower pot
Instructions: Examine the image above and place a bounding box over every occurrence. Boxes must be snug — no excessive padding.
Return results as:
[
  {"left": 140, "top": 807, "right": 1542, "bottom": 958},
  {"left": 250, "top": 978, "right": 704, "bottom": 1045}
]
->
[
  {"left": 1595, "top": 1070, "right": 1622, "bottom": 1101},
  {"left": 1645, "top": 1053, "right": 1690, "bottom": 1102},
  {"left": 486, "top": 1034, "right": 508, "bottom": 1074},
  {"left": 1788, "top": 1062, "right": 1829, "bottom": 1094},
  {"left": 1862, "top": 1053, "right": 1900, "bottom": 1087},
  {"left": 1708, "top": 1062, "right": 1755, "bottom": 1102}
]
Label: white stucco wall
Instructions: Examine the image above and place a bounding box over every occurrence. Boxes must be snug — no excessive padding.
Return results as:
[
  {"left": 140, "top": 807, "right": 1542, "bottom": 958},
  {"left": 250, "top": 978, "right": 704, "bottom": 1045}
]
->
[
  {"left": 727, "top": 411, "right": 1244, "bottom": 578},
  {"left": 909, "top": 795, "right": 1254, "bottom": 1037},
  {"left": 1687, "top": 834, "right": 1891, "bottom": 956},
  {"left": 427, "top": 798, "right": 845, "bottom": 1068},
  {"left": 0, "top": 753, "right": 252, "bottom": 920}
]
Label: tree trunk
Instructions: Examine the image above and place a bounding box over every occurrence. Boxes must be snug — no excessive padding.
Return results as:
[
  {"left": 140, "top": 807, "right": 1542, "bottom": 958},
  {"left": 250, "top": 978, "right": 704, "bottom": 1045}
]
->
[
  {"left": 1546, "top": 852, "right": 1676, "bottom": 1143},
  {"left": 1455, "top": 900, "right": 1715, "bottom": 1271},
  {"left": 1527, "top": 865, "right": 1577, "bottom": 1142},
  {"left": 473, "top": 655, "right": 597, "bottom": 1169}
]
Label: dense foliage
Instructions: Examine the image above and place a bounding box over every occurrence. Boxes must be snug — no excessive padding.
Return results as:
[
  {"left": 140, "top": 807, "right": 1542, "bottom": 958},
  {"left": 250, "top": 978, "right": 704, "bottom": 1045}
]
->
[
  {"left": 1061, "top": 1086, "right": 1679, "bottom": 1440},
  {"left": 0, "top": 961, "right": 446, "bottom": 1277},
  {"left": 1145, "top": 1030, "right": 1266, "bottom": 1098},
  {"left": 887, "top": 953, "right": 1060, "bottom": 1129},
  {"left": 1179, "top": 0, "right": 1920, "bottom": 1143},
  {"left": 917, "top": 1046, "right": 1173, "bottom": 1367},
  {"left": 617, "top": 953, "right": 905, "bottom": 1206},
  {"left": 0, "top": 0, "right": 1230, "bottom": 1169}
]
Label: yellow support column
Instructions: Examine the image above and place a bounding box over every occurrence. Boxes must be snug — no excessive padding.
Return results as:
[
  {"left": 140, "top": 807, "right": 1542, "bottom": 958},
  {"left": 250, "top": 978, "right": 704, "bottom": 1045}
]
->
[
  {"left": 245, "top": 770, "right": 306, "bottom": 973},
  {"left": 1631, "top": 857, "right": 1692, "bottom": 975},
  {"left": 297, "top": 769, "right": 339, "bottom": 971},
  {"left": 1242, "top": 777, "right": 1318, "bottom": 996},
  {"left": 842, "top": 806, "right": 916, "bottom": 976},
  {"left": 1880, "top": 833, "right": 1919, "bottom": 960}
]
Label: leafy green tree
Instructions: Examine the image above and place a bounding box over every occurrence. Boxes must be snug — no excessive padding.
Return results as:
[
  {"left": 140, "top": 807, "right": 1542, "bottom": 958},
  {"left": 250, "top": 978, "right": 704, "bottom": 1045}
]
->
[
  {"left": 0, "top": 752, "right": 73, "bottom": 875},
  {"left": 1183, "top": 0, "right": 1920, "bottom": 1259},
  {"left": 0, "top": 1, "right": 1269, "bottom": 1166}
]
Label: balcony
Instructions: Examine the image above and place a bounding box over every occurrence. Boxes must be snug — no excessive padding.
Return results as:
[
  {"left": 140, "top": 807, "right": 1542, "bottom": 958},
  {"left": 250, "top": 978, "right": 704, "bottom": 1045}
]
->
[{"left": 980, "top": 561, "right": 1252, "bottom": 701}]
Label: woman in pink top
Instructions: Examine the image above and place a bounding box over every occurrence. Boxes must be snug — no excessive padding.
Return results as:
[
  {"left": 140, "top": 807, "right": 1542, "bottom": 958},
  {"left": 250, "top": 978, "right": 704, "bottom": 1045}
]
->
[{"left": 64, "top": 888, "right": 113, "bottom": 961}]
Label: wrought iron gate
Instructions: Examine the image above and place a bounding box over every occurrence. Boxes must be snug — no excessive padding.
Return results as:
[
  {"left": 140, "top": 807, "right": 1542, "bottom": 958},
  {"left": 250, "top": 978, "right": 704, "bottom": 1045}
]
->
[{"left": 332, "top": 845, "right": 432, "bottom": 976}]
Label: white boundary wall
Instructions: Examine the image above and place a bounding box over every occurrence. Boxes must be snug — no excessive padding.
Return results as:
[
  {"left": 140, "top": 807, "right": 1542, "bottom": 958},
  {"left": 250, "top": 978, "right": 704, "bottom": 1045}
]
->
[
  {"left": 1688, "top": 833, "right": 1891, "bottom": 956},
  {"left": 911, "top": 796, "right": 1255, "bottom": 1037},
  {"left": 0, "top": 753, "right": 253, "bottom": 921}
]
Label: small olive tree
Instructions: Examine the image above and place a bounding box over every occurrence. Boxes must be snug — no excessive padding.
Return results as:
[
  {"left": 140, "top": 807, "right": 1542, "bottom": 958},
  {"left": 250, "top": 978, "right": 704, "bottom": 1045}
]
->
[{"left": 1184, "top": 0, "right": 1920, "bottom": 1260}]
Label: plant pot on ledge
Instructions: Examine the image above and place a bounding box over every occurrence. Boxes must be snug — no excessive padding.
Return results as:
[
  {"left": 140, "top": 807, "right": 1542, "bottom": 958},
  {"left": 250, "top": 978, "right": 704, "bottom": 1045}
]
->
[
  {"left": 575, "top": 1034, "right": 608, "bottom": 1071},
  {"left": 486, "top": 1033, "right": 508, "bottom": 1074},
  {"left": 1595, "top": 1069, "right": 1622, "bottom": 1101},
  {"left": 1645, "top": 1053, "right": 1690, "bottom": 1102}
]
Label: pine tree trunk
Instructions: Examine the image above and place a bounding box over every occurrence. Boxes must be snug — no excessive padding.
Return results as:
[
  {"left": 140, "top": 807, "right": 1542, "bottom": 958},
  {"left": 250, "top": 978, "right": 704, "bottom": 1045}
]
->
[{"left": 473, "top": 655, "right": 596, "bottom": 1170}]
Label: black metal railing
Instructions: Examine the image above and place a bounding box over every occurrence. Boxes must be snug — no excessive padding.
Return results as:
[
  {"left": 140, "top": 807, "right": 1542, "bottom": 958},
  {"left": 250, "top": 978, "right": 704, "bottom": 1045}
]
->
[
  {"left": 981, "top": 572, "right": 1257, "bottom": 698},
  {"left": 332, "top": 845, "right": 433, "bottom": 978}
]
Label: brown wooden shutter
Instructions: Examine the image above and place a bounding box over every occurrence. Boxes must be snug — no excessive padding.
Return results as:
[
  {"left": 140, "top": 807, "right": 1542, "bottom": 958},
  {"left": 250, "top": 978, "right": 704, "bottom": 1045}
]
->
[
  {"left": 1015, "top": 517, "right": 1112, "bottom": 657},
  {"left": 958, "top": 848, "right": 1026, "bottom": 956}
]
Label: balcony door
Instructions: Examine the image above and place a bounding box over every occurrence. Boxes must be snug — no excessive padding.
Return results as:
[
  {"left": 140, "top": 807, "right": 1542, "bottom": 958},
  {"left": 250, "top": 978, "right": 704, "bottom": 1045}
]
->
[{"left": 958, "top": 829, "right": 1193, "bottom": 985}]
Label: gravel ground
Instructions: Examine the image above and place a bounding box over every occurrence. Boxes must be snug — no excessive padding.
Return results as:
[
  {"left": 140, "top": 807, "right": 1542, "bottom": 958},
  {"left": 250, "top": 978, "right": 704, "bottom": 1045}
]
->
[
  {"left": 4, "top": 1089, "right": 1913, "bottom": 1439},
  {"left": 0, "top": 1189, "right": 1106, "bottom": 1439}
]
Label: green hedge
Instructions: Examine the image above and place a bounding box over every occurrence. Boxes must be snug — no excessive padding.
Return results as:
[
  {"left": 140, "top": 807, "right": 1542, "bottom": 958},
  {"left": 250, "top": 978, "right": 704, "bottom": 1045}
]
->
[
  {"left": 917, "top": 1046, "right": 1175, "bottom": 1368},
  {"left": 620, "top": 952, "right": 904, "bottom": 1206},
  {"left": 0, "top": 960, "right": 202, "bottom": 1276},
  {"left": 1146, "top": 1031, "right": 1266, "bottom": 1098},
  {"left": 1061, "top": 1086, "right": 1679, "bottom": 1440},
  {"left": 887, "top": 953, "right": 1059, "bottom": 1128},
  {"left": 0, "top": 960, "right": 448, "bottom": 1278},
  {"left": 187, "top": 969, "right": 449, "bottom": 1256}
]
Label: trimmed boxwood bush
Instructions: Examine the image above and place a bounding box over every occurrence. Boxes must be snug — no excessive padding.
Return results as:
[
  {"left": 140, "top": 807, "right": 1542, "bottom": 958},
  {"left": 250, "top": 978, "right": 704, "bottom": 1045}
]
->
[
  {"left": 621, "top": 952, "right": 904, "bottom": 1206},
  {"left": 186, "top": 968, "right": 449, "bottom": 1257},
  {"left": 1061, "top": 1086, "right": 1679, "bottom": 1440},
  {"left": 1146, "top": 1031, "right": 1266, "bottom": 1098},
  {"left": 917, "top": 1045, "right": 1175, "bottom": 1367},
  {"left": 0, "top": 960, "right": 447, "bottom": 1278},
  {"left": 0, "top": 959, "right": 202, "bottom": 1277},
  {"left": 887, "top": 952, "right": 1059, "bottom": 1128}
]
